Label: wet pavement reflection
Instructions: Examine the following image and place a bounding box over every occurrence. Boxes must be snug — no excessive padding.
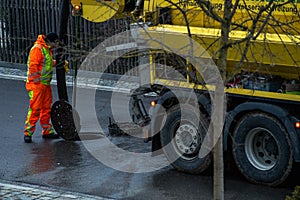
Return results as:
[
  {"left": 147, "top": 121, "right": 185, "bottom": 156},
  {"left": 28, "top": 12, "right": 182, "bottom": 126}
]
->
[{"left": 1, "top": 78, "right": 299, "bottom": 200}]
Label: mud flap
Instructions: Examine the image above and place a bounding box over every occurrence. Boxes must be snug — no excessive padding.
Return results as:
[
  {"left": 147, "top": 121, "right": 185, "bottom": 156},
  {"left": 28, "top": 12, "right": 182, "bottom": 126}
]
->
[
  {"left": 51, "top": 100, "right": 80, "bottom": 141},
  {"left": 130, "top": 95, "right": 150, "bottom": 126}
]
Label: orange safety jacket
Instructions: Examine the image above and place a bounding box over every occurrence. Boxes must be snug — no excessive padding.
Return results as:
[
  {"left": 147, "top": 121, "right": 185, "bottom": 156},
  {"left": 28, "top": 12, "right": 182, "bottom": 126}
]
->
[
  {"left": 26, "top": 35, "right": 55, "bottom": 86},
  {"left": 24, "top": 35, "right": 55, "bottom": 136}
]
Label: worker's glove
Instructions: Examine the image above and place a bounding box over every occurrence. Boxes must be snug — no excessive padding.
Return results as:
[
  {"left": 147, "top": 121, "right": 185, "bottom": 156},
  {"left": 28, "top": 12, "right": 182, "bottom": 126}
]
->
[
  {"left": 64, "top": 60, "right": 69, "bottom": 73},
  {"left": 131, "top": 8, "right": 141, "bottom": 21}
]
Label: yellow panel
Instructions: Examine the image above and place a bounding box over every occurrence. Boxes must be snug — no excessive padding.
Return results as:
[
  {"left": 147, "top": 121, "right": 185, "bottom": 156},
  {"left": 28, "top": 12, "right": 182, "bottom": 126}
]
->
[
  {"left": 71, "top": 0, "right": 124, "bottom": 22},
  {"left": 226, "top": 87, "right": 300, "bottom": 102},
  {"left": 155, "top": 79, "right": 300, "bottom": 102},
  {"left": 155, "top": 0, "right": 300, "bottom": 34},
  {"left": 148, "top": 25, "right": 300, "bottom": 79}
]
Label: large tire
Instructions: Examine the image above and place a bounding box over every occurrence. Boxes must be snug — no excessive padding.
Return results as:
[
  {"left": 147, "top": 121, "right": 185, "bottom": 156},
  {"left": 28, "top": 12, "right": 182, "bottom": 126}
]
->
[
  {"left": 161, "top": 106, "right": 212, "bottom": 174},
  {"left": 51, "top": 100, "right": 80, "bottom": 141},
  {"left": 232, "top": 112, "right": 293, "bottom": 186}
]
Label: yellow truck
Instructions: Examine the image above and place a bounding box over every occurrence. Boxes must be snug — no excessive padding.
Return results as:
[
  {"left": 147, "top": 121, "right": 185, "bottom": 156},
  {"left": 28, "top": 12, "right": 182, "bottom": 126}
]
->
[{"left": 70, "top": 0, "right": 300, "bottom": 186}]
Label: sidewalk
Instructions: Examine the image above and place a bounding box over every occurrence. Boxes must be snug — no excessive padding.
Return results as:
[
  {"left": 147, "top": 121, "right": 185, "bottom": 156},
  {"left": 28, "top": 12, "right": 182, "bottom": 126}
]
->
[
  {"left": 0, "top": 64, "right": 139, "bottom": 93},
  {"left": 0, "top": 179, "right": 113, "bottom": 200}
]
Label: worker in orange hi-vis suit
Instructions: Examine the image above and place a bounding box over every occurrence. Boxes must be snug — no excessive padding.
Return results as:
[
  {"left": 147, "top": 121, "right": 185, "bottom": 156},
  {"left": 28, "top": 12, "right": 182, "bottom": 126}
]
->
[{"left": 24, "top": 32, "right": 60, "bottom": 143}]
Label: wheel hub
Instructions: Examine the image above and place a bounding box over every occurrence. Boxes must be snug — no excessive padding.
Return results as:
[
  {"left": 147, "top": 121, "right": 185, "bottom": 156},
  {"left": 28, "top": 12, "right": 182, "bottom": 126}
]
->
[
  {"left": 265, "top": 137, "right": 278, "bottom": 156},
  {"left": 245, "top": 128, "right": 278, "bottom": 171},
  {"left": 175, "top": 124, "right": 199, "bottom": 155}
]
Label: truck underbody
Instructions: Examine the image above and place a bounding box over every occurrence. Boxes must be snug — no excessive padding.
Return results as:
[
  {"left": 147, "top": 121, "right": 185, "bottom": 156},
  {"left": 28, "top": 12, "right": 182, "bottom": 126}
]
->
[{"left": 69, "top": 0, "right": 300, "bottom": 186}]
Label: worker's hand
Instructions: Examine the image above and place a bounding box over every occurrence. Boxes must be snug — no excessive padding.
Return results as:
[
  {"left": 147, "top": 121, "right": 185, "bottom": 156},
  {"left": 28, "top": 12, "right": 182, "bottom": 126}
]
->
[
  {"left": 131, "top": 8, "right": 140, "bottom": 21},
  {"left": 64, "top": 60, "right": 69, "bottom": 73}
]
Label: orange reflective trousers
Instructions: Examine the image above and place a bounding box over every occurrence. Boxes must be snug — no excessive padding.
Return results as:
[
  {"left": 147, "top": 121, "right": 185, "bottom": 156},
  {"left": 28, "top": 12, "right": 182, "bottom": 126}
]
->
[{"left": 24, "top": 83, "right": 54, "bottom": 136}]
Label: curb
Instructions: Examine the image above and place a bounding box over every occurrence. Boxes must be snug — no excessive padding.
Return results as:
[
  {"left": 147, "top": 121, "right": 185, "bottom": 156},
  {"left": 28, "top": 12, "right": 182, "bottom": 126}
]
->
[
  {"left": 0, "top": 66, "right": 140, "bottom": 93},
  {"left": 0, "top": 179, "right": 114, "bottom": 200}
]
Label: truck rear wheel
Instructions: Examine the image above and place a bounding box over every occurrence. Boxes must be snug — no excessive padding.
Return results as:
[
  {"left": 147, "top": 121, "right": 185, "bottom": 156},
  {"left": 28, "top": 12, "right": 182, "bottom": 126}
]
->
[
  {"left": 161, "top": 106, "right": 211, "bottom": 174},
  {"left": 232, "top": 112, "right": 293, "bottom": 186}
]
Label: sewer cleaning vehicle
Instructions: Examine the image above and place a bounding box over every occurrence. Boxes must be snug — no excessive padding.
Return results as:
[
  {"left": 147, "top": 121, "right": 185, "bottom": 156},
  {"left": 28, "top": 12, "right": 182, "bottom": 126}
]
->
[{"left": 70, "top": 0, "right": 300, "bottom": 186}]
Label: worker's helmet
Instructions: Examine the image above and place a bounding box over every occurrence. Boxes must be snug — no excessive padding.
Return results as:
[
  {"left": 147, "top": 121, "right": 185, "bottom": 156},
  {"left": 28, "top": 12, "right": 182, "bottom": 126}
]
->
[{"left": 45, "top": 32, "right": 59, "bottom": 43}]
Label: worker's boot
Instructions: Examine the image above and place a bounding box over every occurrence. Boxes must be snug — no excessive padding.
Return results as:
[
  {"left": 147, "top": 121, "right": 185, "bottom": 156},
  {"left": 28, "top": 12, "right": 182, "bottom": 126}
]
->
[
  {"left": 42, "top": 133, "right": 60, "bottom": 139},
  {"left": 24, "top": 135, "right": 32, "bottom": 143}
]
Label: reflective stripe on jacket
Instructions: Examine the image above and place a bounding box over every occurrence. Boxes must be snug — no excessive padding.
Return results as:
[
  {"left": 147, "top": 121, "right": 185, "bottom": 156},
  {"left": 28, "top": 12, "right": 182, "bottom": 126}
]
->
[{"left": 26, "top": 35, "right": 54, "bottom": 86}]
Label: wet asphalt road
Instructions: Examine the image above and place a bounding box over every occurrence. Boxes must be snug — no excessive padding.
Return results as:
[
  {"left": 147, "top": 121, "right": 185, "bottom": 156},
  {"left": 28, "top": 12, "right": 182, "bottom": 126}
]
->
[{"left": 0, "top": 78, "right": 298, "bottom": 200}]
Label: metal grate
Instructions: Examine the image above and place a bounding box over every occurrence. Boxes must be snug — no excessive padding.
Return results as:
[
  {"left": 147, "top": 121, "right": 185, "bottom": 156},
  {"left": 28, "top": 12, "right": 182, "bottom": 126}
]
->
[{"left": 0, "top": 0, "right": 139, "bottom": 76}]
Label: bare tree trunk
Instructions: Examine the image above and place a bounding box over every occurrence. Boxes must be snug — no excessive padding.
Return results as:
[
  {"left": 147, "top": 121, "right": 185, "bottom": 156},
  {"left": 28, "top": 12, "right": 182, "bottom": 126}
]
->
[
  {"left": 213, "top": 0, "right": 231, "bottom": 200},
  {"left": 213, "top": 136, "right": 224, "bottom": 200}
]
